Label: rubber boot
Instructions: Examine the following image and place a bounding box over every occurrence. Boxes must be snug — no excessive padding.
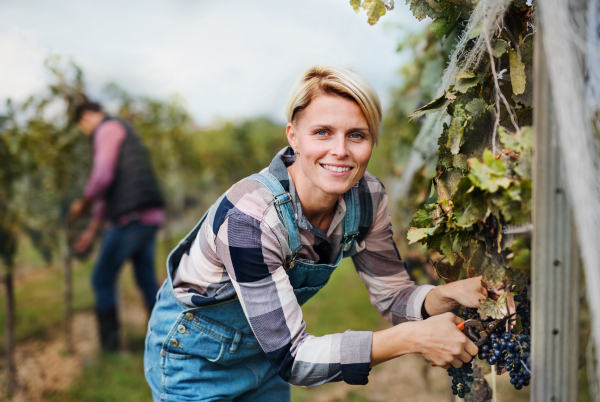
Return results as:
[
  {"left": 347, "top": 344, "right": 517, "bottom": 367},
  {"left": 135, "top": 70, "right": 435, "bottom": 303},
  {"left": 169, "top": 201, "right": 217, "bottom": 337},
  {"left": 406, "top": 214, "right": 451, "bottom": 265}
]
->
[{"left": 96, "top": 307, "right": 120, "bottom": 352}]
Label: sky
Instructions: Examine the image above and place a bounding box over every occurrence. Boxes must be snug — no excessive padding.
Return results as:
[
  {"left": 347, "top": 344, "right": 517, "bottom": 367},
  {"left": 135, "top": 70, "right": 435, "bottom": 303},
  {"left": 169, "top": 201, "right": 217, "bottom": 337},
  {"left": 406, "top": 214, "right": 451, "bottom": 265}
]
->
[{"left": 0, "top": 0, "right": 427, "bottom": 125}]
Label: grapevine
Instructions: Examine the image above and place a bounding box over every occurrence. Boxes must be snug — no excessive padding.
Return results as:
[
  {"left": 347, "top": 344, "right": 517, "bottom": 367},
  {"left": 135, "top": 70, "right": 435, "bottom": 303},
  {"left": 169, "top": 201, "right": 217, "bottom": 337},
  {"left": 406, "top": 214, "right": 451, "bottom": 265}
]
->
[{"left": 351, "top": 0, "right": 535, "bottom": 397}]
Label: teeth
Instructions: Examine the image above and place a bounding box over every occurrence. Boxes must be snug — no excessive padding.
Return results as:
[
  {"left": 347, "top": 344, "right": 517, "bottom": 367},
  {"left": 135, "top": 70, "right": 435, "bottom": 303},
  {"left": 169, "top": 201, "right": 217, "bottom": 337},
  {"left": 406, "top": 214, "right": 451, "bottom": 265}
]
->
[{"left": 322, "top": 164, "right": 351, "bottom": 173}]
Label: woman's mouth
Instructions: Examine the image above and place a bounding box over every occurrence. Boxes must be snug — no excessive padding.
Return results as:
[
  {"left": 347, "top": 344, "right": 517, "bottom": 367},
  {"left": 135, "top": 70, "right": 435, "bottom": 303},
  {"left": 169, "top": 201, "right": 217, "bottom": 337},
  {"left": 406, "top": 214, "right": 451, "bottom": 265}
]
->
[{"left": 320, "top": 164, "right": 353, "bottom": 174}]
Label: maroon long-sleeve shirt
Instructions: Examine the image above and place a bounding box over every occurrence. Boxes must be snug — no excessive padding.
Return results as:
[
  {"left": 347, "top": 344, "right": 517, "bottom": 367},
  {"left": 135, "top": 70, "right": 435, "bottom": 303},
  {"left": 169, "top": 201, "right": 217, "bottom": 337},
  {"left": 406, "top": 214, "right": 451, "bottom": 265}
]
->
[{"left": 84, "top": 119, "right": 165, "bottom": 226}]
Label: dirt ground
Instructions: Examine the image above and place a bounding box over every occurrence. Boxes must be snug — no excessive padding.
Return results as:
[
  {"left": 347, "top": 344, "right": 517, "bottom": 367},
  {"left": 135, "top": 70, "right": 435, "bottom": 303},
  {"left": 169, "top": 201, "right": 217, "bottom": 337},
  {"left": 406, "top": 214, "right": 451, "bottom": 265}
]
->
[{"left": 0, "top": 311, "right": 455, "bottom": 402}]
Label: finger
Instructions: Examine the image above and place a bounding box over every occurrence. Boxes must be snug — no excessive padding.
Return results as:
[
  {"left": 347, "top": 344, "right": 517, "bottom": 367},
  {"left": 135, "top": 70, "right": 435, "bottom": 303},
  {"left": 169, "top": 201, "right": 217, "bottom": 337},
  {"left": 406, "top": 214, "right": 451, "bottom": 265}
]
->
[
  {"left": 458, "top": 349, "right": 473, "bottom": 364},
  {"left": 464, "top": 339, "right": 479, "bottom": 357},
  {"left": 450, "top": 313, "right": 465, "bottom": 325},
  {"left": 450, "top": 358, "right": 463, "bottom": 368},
  {"left": 441, "top": 364, "right": 451, "bottom": 370}
]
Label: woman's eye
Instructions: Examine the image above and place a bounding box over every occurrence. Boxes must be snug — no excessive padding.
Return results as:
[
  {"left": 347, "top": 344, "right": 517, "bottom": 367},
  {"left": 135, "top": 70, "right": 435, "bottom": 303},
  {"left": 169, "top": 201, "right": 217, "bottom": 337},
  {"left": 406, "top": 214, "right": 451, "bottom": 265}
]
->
[
  {"left": 350, "top": 132, "right": 364, "bottom": 139},
  {"left": 316, "top": 130, "right": 328, "bottom": 136}
]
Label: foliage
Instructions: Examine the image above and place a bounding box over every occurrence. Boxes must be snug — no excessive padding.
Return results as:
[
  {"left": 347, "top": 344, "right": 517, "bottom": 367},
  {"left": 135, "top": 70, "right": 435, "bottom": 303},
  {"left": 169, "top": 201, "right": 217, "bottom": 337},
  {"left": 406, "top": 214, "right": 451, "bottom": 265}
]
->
[
  {"left": 355, "top": 1, "right": 534, "bottom": 318},
  {"left": 0, "top": 58, "right": 288, "bottom": 272}
]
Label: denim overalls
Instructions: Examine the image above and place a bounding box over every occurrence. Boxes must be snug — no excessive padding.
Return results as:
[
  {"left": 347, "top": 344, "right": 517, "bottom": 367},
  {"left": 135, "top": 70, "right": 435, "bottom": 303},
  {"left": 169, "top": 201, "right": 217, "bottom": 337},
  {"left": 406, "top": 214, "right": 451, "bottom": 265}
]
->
[{"left": 144, "top": 172, "right": 360, "bottom": 401}]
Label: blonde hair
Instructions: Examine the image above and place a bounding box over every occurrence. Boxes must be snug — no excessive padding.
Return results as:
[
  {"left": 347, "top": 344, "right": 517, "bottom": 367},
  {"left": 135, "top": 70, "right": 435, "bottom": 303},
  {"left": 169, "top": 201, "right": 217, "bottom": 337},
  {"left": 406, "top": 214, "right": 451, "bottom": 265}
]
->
[{"left": 284, "top": 65, "right": 382, "bottom": 145}]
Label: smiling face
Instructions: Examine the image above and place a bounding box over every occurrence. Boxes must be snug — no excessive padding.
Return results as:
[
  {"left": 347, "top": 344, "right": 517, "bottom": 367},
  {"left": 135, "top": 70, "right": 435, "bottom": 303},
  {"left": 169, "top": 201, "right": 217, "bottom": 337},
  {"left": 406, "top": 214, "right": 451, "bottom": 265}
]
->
[{"left": 286, "top": 93, "right": 373, "bottom": 199}]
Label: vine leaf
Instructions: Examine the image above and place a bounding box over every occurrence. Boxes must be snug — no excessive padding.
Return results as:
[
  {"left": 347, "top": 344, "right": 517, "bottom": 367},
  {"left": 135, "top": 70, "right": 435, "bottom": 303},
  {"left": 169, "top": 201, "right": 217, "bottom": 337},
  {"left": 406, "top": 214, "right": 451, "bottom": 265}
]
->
[
  {"left": 350, "top": 0, "right": 361, "bottom": 13},
  {"left": 409, "top": 209, "right": 433, "bottom": 227},
  {"left": 453, "top": 71, "right": 479, "bottom": 93},
  {"left": 479, "top": 293, "right": 508, "bottom": 320},
  {"left": 407, "top": 226, "right": 437, "bottom": 244},
  {"left": 491, "top": 39, "right": 509, "bottom": 57},
  {"left": 409, "top": 91, "right": 454, "bottom": 119},
  {"left": 432, "top": 254, "right": 465, "bottom": 283},
  {"left": 509, "top": 49, "right": 526, "bottom": 95},
  {"left": 430, "top": 3, "right": 460, "bottom": 39},
  {"left": 440, "top": 233, "right": 456, "bottom": 264},
  {"left": 407, "top": 0, "right": 444, "bottom": 21},
  {"left": 467, "top": 150, "right": 511, "bottom": 192},
  {"left": 361, "top": 0, "right": 387, "bottom": 25}
]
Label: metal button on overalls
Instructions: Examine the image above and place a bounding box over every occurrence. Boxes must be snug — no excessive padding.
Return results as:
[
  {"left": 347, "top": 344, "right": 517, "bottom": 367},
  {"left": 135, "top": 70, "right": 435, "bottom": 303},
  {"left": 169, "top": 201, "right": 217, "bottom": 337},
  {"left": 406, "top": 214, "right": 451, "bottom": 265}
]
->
[
  {"left": 177, "top": 325, "right": 186, "bottom": 334},
  {"left": 185, "top": 313, "right": 194, "bottom": 321},
  {"left": 170, "top": 338, "right": 179, "bottom": 347}
]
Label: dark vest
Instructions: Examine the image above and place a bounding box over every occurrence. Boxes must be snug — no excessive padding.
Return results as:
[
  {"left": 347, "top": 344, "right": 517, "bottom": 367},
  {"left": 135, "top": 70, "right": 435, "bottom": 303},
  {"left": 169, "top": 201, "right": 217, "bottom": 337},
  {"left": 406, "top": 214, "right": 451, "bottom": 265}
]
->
[{"left": 91, "top": 117, "right": 165, "bottom": 222}]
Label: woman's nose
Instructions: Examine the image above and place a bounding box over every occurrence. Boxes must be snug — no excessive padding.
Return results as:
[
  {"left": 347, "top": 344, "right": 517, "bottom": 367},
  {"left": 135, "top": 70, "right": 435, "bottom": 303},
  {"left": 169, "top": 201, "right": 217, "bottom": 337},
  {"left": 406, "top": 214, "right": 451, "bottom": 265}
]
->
[{"left": 331, "top": 134, "right": 348, "bottom": 158}]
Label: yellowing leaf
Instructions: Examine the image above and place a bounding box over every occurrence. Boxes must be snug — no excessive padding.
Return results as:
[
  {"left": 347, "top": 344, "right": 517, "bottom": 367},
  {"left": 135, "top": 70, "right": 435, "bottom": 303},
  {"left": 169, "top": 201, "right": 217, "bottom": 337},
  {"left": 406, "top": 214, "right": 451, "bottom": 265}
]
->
[
  {"left": 509, "top": 49, "right": 526, "bottom": 95},
  {"left": 407, "top": 227, "right": 428, "bottom": 244},
  {"left": 455, "top": 71, "right": 476, "bottom": 81},
  {"left": 478, "top": 293, "right": 508, "bottom": 320},
  {"left": 350, "top": 0, "right": 361, "bottom": 13},
  {"left": 361, "top": 0, "right": 387, "bottom": 25}
]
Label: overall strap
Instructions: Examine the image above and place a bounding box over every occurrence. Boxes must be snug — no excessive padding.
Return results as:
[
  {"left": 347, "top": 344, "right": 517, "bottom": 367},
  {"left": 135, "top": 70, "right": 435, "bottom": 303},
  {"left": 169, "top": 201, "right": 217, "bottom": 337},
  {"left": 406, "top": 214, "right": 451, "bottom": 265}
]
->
[
  {"left": 248, "top": 173, "right": 302, "bottom": 259},
  {"left": 342, "top": 185, "right": 360, "bottom": 250}
]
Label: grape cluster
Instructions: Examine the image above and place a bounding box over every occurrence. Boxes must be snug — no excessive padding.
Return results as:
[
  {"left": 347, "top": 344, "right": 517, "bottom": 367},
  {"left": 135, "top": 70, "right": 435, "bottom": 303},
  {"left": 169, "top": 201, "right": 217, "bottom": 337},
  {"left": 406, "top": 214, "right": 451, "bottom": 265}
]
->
[
  {"left": 473, "top": 288, "right": 531, "bottom": 390},
  {"left": 448, "top": 362, "right": 474, "bottom": 398}
]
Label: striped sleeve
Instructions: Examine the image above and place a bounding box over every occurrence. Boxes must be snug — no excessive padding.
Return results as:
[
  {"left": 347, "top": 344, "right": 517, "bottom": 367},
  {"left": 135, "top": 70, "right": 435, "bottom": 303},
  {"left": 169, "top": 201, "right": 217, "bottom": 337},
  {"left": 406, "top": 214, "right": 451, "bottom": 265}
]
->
[
  {"left": 352, "top": 182, "right": 435, "bottom": 325},
  {"left": 214, "top": 190, "right": 372, "bottom": 387}
]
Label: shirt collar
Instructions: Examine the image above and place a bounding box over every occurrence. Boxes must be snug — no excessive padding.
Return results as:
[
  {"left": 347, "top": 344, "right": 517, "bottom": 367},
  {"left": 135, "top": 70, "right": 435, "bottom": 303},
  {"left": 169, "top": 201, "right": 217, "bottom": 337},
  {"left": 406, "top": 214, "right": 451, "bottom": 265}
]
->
[{"left": 268, "top": 146, "right": 346, "bottom": 240}]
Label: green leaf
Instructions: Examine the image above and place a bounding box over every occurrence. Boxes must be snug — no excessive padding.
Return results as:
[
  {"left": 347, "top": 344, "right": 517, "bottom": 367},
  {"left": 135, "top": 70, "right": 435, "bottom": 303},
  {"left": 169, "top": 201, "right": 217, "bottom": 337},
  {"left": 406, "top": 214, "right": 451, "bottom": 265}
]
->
[
  {"left": 509, "top": 49, "right": 526, "bottom": 95},
  {"left": 447, "top": 115, "right": 469, "bottom": 154},
  {"left": 467, "top": 150, "right": 511, "bottom": 193},
  {"left": 409, "top": 91, "right": 454, "bottom": 119},
  {"left": 409, "top": 209, "right": 433, "bottom": 228},
  {"left": 454, "top": 71, "right": 479, "bottom": 93},
  {"left": 440, "top": 233, "right": 456, "bottom": 264},
  {"left": 407, "top": 0, "right": 444, "bottom": 21},
  {"left": 491, "top": 39, "right": 509, "bottom": 57},
  {"left": 430, "top": 4, "right": 460, "bottom": 40},
  {"left": 465, "top": 98, "right": 486, "bottom": 116},
  {"left": 350, "top": 0, "right": 361, "bottom": 13},
  {"left": 362, "top": 0, "right": 387, "bottom": 25},
  {"left": 498, "top": 126, "right": 520, "bottom": 152}
]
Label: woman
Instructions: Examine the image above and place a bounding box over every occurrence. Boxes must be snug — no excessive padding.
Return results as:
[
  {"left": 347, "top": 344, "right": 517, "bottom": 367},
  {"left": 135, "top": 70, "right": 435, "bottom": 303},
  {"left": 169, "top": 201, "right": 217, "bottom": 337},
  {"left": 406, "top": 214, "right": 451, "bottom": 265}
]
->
[{"left": 144, "top": 65, "right": 486, "bottom": 401}]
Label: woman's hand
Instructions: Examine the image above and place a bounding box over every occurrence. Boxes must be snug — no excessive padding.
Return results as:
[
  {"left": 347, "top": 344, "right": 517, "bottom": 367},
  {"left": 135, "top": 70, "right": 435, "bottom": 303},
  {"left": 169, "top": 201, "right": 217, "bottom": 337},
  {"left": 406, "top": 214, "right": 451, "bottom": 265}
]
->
[
  {"left": 414, "top": 313, "right": 479, "bottom": 368},
  {"left": 370, "top": 312, "right": 478, "bottom": 369},
  {"left": 423, "top": 276, "right": 487, "bottom": 316}
]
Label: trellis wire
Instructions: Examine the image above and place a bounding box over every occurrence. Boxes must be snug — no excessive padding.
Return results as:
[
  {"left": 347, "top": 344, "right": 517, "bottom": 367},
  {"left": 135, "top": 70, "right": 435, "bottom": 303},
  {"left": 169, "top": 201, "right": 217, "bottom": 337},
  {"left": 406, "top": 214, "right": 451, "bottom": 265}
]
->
[{"left": 538, "top": 0, "right": 600, "bottom": 395}]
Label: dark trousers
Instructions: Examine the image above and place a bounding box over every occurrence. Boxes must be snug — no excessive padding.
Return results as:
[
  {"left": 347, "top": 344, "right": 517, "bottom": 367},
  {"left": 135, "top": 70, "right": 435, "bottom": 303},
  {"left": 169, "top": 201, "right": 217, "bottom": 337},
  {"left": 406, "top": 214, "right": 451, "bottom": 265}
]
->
[{"left": 92, "top": 222, "right": 160, "bottom": 311}]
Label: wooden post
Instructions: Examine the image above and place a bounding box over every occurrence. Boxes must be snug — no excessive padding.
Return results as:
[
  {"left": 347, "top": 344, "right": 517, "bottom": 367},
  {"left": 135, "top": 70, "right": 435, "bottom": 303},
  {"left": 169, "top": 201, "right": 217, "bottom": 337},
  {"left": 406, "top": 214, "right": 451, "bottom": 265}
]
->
[
  {"left": 4, "top": 267, "right": 17, "bottom": 393},
  {"left": 531, "top": 17, "right": 581, "bottom": 401},
  {"left": 64, "top": 227, "right": 74, "bottom": 355}
]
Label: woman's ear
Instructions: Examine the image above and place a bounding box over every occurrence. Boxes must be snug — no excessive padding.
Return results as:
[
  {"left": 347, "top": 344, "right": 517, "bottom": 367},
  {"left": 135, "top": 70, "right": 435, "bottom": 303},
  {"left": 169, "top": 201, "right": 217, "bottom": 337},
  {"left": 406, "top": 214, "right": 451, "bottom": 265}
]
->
[{"left": 286, "top": 123, "right": 299, "bottom": 153}]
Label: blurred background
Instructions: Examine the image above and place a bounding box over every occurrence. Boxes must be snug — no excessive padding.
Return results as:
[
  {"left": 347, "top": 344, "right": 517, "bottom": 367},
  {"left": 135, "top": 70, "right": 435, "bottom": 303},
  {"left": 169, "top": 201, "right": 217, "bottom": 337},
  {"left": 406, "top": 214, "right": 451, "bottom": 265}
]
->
[{"left": 0, "top": 1, "right": 574, "bottom": 401}]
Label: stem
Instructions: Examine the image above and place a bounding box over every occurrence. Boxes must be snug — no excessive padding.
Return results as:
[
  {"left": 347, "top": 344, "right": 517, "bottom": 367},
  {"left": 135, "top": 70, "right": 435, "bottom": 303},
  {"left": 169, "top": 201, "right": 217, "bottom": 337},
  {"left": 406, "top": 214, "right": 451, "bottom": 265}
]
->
[
  {"left": 4, "top": 267, "right": 17, "bottom": 393},
  {"left": 483, "top": 27, "right": 522, "bottom": 154},
  {"left": 492, "top": 365, "right": 497, "bottom": 402}
]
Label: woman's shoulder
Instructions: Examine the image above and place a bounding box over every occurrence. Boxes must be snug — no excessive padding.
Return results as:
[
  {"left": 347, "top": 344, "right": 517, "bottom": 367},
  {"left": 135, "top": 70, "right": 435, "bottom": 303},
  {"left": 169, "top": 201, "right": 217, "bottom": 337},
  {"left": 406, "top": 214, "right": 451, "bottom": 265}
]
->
[
  {"left": 207, "top": 175, "right": 283, "bottom": 235},
  {"left": 358, "top": 171, "right": 387, "bottom": 203}
]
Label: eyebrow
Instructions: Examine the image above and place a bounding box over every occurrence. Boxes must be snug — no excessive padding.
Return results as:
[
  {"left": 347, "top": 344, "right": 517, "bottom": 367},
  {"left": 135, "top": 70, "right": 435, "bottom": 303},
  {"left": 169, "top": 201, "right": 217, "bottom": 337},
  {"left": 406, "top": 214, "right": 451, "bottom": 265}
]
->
[{"left": 309, "top": 124, "right": 370, "bottom": 134}]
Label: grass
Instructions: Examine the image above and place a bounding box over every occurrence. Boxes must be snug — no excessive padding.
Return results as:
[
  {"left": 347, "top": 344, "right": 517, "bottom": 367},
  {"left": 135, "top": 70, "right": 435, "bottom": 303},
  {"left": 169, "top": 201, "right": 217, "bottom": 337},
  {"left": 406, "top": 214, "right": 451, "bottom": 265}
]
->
[{"left": 3, "top": 233, "right": 596, "bottom": 401}]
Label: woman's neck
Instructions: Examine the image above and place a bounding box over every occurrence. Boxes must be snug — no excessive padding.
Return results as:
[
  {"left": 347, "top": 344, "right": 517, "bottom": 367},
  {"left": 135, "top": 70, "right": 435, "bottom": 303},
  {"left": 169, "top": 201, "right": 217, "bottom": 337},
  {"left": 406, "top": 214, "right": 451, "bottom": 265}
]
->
[{"left": 287, "top": 163, "right": 339, "bottom": 233}]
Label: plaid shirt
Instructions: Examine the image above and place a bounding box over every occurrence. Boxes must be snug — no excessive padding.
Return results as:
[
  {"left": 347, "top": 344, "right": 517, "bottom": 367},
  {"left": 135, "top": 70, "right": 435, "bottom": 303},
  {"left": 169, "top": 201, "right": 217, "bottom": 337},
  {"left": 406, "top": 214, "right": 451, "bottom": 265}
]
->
[{"left": 173, "top": 147, "right": 434, "bottom": 387}]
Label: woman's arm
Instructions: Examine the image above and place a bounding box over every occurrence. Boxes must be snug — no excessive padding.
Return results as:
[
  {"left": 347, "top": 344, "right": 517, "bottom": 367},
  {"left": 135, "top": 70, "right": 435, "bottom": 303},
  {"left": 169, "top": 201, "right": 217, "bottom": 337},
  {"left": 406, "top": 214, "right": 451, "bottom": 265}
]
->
[{"left": 371, "top": 312, "right": 478, "bottom": 368}]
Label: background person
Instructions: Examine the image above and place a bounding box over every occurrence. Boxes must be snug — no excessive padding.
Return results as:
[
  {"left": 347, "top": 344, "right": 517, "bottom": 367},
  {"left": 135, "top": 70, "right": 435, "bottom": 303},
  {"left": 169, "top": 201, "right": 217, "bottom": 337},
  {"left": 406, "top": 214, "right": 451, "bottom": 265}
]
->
[
  {"left": 69, "top": 101, "right": 165, "bottom": 352},
  {"left": 144, "top": 66, "right": 486, "bottom": 401}
]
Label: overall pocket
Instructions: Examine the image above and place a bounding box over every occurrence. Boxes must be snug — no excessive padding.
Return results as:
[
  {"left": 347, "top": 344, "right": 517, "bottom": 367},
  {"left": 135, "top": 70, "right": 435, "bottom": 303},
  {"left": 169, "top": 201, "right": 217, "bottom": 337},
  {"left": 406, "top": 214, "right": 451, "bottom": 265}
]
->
[{"left": 160, "top": 311, "right": 262, "bottom": 397}]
